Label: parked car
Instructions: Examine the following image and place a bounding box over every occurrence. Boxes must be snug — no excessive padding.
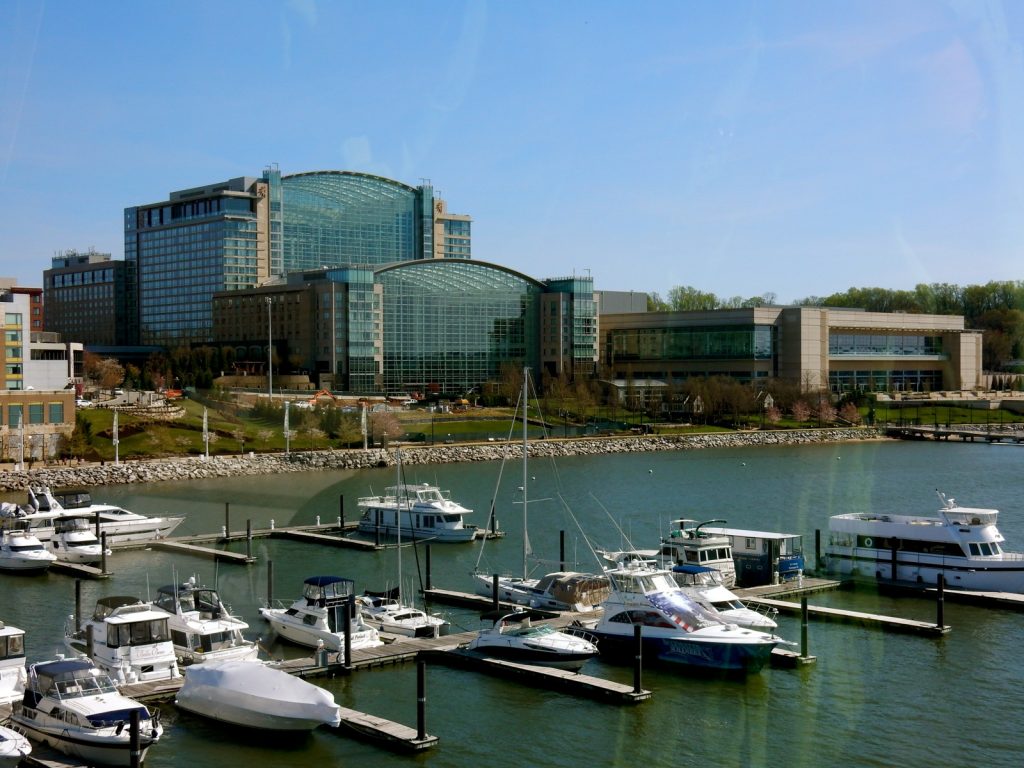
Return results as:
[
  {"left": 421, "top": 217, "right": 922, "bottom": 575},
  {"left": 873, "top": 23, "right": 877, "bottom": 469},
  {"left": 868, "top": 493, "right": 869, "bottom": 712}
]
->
[{"left": 76, "top": 399, "right": 93, "bottom": 408}]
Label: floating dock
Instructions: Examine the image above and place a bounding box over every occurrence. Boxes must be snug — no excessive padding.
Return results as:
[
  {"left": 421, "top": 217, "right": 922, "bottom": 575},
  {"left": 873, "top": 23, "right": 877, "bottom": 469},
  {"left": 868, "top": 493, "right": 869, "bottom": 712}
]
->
[
  {"left": 427, "top": 647, "right": 650, "bottom": 704},
  {"left": 744, "top": 596, "right": 950, "bottom": 636}
]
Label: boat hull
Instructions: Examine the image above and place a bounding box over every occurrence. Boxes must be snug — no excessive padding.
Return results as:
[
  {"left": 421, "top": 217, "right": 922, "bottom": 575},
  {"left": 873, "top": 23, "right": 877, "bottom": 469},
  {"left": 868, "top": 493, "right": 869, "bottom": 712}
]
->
[
  {"left": 589, "top": 629, "right": 775, "bottom": 673},
  {"left": 0, "top": 555, "right": 54, "bottom": 573},
  {"left": 466, "top": 642, "right": 597, "bottom": 671},
  {"left": 11, "top": 714, "right": 157, "bottom": 767},
  {"left": 824, "top": 548, "right": 1024, "bottom": 593},
  {"left": 0, "top": 725, "right": 31, "bottom": 767},
  {"left": 356, "top": 520, "right": 477, "bottom": 542},
  {"left": 259, "top": 609, "right": 380, "bottom": 654}
]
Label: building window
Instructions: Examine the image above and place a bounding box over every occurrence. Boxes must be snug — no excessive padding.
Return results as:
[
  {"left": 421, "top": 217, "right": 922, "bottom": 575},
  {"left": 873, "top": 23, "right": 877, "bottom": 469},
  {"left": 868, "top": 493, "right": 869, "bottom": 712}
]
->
[
  {"left": 8, "top": 405, "right": 23, "bottom": 425},
  {"left": 28, "top": 403, "right": 44, "bottom": 424},
  {"left": 48, "top": 402, "right": 65, "bottom": 423}
]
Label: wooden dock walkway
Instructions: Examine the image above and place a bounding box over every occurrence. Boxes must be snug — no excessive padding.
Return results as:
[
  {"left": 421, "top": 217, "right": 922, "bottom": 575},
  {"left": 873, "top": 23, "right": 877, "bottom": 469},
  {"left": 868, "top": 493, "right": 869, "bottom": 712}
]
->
[
  {"left": 271, "top": 528, "right": 378, "bottom": 551},
  {"left": 427, "top": 647, "right": 651, "bottom": 704},
  {"left": 924, "top": 587, "right": 1024, "bottom": 611},
  {"left": 149, "top": 539, "right": 254, "bottom": 564},
  {"left": 744, "top": 596, "right": 950, "bottom": 636},
  {"left": 49, "top": 560, "right": 107, "bottom": 579}
]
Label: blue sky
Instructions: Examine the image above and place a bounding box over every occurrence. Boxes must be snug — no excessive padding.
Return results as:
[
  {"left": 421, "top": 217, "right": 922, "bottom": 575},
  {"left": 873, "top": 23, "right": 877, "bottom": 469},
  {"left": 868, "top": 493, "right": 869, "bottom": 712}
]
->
[{"left": 2, "top": 0, "right": 1022, "bottom": 303}]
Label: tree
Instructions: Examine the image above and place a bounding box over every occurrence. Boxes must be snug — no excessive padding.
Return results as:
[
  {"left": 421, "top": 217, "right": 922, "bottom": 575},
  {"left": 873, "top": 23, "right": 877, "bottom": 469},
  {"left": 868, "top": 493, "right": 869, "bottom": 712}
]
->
[
  {"left": 839, "top": 402, "right": 861, "bottom": 425},
  {"left": 667, "top": 285, "right": 719, "bottom": 311},
  {"left": 791, "top": 401, "right": 811, "bottom": 423},
  {"left": 369, "top": 412, "right": 402, "bottom": 448}
]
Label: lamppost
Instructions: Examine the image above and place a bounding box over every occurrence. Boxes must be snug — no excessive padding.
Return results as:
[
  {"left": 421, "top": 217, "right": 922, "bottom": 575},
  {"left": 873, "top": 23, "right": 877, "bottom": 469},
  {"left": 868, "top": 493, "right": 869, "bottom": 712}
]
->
[{"left": 266, "top": 296, "right": 273, "bottom": 399}]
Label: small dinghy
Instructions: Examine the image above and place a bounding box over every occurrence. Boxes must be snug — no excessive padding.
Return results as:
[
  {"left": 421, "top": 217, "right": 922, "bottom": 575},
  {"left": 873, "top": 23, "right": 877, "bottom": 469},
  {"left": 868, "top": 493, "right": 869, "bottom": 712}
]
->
[{"left": 176, "top": 661, "right": 342, "bottom": 731}]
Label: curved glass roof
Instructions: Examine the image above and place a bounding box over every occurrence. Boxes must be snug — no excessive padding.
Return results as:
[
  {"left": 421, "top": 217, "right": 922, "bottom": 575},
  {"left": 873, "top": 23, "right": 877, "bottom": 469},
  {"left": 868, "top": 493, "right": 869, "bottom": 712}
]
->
[
  {"left": 281, "top": 172, "right": 426, "bottom": 271},
  {"left": 376, "top": 259, "right": 542, "bottom": 394}
]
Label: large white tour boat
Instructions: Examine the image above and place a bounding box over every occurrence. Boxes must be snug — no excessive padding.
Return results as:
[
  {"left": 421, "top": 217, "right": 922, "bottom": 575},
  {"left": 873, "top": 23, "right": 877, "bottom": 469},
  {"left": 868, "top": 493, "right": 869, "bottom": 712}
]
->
[
  {"left": 357, "top": 483, "right": 478, "bottom": 542},
  {"left": 824, "top": 491, "right": 1024, "bottom": 593}
]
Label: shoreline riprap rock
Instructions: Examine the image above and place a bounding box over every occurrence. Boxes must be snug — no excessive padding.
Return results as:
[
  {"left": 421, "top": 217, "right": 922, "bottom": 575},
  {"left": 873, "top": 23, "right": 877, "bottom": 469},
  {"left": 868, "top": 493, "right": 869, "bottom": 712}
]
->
[{"left": 0, "top": 427, "right": 885, "bottom": 493}]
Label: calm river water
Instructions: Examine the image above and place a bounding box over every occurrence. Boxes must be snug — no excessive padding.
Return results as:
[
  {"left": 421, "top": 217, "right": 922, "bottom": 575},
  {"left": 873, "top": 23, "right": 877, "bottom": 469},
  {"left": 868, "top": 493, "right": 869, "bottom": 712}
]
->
[{"left": 3, "top": 439, "right": 1022, "bottom": 768}]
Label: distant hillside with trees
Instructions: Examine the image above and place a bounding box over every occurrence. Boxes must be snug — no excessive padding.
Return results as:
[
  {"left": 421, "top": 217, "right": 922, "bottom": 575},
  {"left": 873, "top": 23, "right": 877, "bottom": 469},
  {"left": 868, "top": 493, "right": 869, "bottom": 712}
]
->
[{"left": 648, "top": 281, "right": 1024, "bottom": 372}]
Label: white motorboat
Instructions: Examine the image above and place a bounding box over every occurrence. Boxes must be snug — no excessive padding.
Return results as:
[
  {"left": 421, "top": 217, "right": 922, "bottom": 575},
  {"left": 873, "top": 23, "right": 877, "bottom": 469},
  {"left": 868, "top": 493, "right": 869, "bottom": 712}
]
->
[
  {"left": 823, "top": 491, "right": 1024, "bottom": 593},
  {"left": 467, "top": 610, "right": 599, "bottom": 671},
  {"left": 586, "top": 553, "right": 781, "bottom": 674},
  {"left": 0, "top": 528, "right": 57, "bottom": 573},
  {"left": 259, "top": 576, "right": 384, "bottom": 656},
  {"left": 357, "top": 588, "right": 448, "bottom": 639},
  {"left": 153, "top": 577, "right": 259, "bottom": 665},
  {"left": 176, "top": 660, "right": 342, "bottom": 731},
  {"left": 473, "top": 368, "right": 609, "bottom": 611},
  {"left": 65, "top": 596, "right": 180, "bottom": 684},
  {"left": 0, "top": 724, "right": 31, "bottom": 767},
  {"left": 47, "top": 514, "right": 111, "bottom": 564},
  {"left": 0, "top": 620, "right": 27, "bottom": 706},
  {"left": 658, "top": 519, "right": 738, "bottom": 588},
  {"left": 1, "top": 486, "right": 185, "bottom": 545},
  {"left": 357, "top": 483, "right": 477, "bottom": 542},
  {"left": 670, "top": 564, "right": 778, "bottom": 630},
  {"left": 10, "top": 658, "right": 162, "bottom": 767}
]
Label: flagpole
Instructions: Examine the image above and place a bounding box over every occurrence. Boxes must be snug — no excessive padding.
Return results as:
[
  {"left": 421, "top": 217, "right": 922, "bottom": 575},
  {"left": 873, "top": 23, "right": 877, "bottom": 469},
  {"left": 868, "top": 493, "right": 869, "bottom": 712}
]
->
[
  {"left": 113, "top": 410, "right": 120, "bottom": 465},
  {"left": 202, "top": 407, "right": 209, "bottom": 460}
]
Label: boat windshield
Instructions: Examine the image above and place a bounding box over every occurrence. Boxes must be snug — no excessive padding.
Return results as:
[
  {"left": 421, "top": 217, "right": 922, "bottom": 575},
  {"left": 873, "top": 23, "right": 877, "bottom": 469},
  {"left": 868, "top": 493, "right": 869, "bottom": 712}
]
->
[{"left": 46, "top": 672, "right": 118, "bottom": 698}]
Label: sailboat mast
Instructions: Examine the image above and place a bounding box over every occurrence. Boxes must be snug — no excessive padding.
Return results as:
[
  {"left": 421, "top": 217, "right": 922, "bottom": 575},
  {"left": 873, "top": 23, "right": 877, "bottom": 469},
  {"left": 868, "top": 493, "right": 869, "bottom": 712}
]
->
[{"left": 522, "top": 366, "right": 529, "bottom": 580}]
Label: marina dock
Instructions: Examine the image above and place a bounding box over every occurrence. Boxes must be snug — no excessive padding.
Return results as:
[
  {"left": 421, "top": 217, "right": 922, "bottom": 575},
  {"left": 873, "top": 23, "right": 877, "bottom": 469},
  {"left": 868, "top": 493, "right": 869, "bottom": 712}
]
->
[
  {"left": 743, "top": 596, "right": 950, "bottom": 636},
  {"left": 427, "top": 647, "right": 651, "bottom": 704}
]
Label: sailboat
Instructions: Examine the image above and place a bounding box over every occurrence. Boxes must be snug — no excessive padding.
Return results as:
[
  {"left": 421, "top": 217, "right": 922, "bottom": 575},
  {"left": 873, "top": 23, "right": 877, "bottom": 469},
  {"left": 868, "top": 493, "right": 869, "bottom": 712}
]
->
[
  {"left": 357, "top": 450, "right": 448, "bottom": 638},
  {"left": 471, "top": 367, "right": 610, "bottom": 613}
]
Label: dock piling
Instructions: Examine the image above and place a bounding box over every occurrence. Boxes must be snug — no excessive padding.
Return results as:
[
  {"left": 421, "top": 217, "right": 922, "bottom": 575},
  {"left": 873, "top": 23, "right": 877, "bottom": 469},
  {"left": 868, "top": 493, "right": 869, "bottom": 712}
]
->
[
  {"left": 100, "top": 531, "right": 108, "bottom": 574},
  {"left": 224, "top": 503, "right": 230, "bottom": 538},
  {"left": 417, "top": 660, "right": 426, "bottom": 741},
  {"left": 937, "top": 574, "right": 945, "bottom": 628},
  {"left": 339, "top": 494, "right": 344, "bottom": 526},
  {"left": 814, "top": 529, "right": 820, "bottom": 572},
  {"left": 344, "top": 595, "right": 353, "bottom": 669},
  {"left": 633, "top": 625, "right": 643, "bottom": 694},
  {"left": 246, "top": 519, "right": 252, "bottom": 562},
  {"left": 74, "top": 579, "right": 82, "bottom": 632},
  {"left": 425, "top": 545, "right": 432, "bottom": 591},
  {"left": 800, "top": 597, "right": 809, "bottom": 657},
  {"left": 129, "top": 709, "right": 141, "bottom": 768}
]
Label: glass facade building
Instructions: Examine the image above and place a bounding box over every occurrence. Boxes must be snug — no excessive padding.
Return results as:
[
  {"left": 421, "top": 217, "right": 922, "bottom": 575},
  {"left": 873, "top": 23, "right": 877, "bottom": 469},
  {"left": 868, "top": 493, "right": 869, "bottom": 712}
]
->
[
  {"left": 542, "top": 277, "right": 598, "bottom": 378},
  {"left": 281, "top": 172, "right": 436, "bottom": 272},
  {"left": 125, "top": 177, "right": 275, "bottom": 346},
  {"left": 376, "top": 260, "right": 543, "bottom": 395}
]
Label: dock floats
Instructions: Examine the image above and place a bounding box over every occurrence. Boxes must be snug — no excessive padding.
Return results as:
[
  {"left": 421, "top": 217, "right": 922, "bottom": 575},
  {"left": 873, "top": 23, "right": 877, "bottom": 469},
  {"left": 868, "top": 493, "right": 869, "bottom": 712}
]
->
[{"left": 745, "top": 596, "right": 950, "bottom": 636}]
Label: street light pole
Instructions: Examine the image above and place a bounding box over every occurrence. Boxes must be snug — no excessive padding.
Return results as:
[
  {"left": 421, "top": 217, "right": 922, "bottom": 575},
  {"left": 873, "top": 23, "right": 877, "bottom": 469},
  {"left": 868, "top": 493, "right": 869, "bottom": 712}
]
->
[{"left": 266, "top": 297, "right": 273, "bottom": 400}]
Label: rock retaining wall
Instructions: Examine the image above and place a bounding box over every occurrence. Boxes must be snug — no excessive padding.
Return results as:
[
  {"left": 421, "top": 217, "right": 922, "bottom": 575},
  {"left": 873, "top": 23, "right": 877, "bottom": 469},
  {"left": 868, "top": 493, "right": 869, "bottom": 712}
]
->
[{"left": 0, "top": 428, "right": 885, "bottom": 493}]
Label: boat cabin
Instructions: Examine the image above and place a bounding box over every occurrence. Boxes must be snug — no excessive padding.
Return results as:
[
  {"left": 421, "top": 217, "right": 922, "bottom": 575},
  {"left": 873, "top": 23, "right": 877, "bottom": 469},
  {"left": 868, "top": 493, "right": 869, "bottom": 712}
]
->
[
  {"left": 302, "top": 576, "right": 356, "bottom": 606},
  {"left": 660, "top": 519, "right": 737, "bottom": 587},
  {"left": 701, "top": 527, "right": 805, "bottom": 587}
]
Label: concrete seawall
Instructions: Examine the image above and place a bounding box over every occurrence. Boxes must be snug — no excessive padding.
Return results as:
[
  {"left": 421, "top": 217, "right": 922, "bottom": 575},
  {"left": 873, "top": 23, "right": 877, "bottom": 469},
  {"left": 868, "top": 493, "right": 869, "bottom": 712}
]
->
[{"left": 0, "top": 427, "right": 885, "bottom": 493}]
